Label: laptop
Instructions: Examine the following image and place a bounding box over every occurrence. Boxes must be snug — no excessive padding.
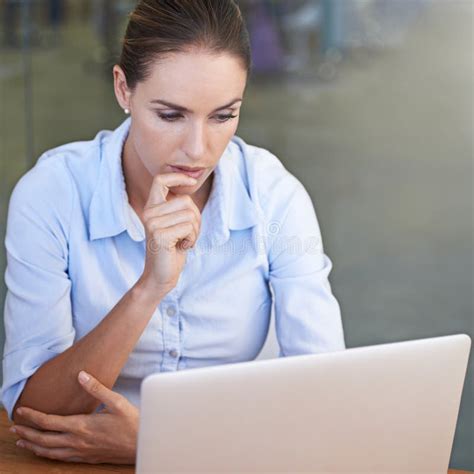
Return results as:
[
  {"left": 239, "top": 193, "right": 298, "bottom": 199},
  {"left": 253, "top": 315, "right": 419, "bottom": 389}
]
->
[{"left": 136, "top": 333, "right": 471, "bottom": 473}]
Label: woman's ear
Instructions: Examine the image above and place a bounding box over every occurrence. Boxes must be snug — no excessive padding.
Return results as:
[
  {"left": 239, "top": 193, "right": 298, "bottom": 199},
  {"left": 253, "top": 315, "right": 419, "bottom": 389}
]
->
[{"left": 113, "top": 65, "right": 132, "bottom": 112}]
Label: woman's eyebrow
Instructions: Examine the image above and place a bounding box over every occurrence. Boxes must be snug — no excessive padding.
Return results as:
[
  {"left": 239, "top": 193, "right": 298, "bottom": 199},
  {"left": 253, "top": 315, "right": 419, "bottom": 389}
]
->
[{"left": 150, "top": 98, "right": 242, "bottom": 113}]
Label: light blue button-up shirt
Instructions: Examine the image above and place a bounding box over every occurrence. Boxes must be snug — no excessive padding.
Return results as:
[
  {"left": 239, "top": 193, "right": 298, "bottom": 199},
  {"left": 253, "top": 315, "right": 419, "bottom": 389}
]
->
[{"left": 1, "top": 118, "right": 345, "bottom": 420}]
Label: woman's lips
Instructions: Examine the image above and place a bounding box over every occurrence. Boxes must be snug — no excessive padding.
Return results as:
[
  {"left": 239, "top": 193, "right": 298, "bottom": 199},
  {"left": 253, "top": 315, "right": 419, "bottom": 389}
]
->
[{"left": 169, "top": 165, "right": 205, "bottom": 179}]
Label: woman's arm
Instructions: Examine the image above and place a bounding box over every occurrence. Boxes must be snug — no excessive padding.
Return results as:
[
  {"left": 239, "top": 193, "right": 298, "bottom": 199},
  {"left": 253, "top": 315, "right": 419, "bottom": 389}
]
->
[
  {"left": 10, "top": 172, "right": 200, "bottom": 425},
  {"left": 257, "top": 157, "right": 346, "bottom": 355},
  {"left": 268, "top": 179, "right": 346, "bottom": 355},
  {"left": 12, "top": 279, "right": 165, "bottom": 424}
]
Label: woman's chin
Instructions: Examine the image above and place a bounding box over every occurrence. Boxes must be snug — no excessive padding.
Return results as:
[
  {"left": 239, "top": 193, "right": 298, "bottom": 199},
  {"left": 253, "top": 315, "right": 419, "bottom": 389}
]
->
[{"left": 169, "top": 185, "right": 196, "bottom": 194}]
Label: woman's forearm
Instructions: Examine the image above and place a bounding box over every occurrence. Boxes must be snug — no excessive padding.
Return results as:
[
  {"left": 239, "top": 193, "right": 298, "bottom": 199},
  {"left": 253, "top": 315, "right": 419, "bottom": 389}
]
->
[
  {"left": 12, "top": 171, "right": 199, "bottom": 426},
  {"left": 13, "top": 279, "right": 164, "bottom": 423}
]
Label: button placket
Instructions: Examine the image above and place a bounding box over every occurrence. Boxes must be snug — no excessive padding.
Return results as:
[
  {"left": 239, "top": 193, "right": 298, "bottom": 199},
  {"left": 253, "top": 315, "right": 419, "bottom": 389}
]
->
[
  {"left": 169, "top": 349, "right": 179, "bottom": 358},
  {"left": 160, "top": 296, "right": 181, "bottom": 371}
]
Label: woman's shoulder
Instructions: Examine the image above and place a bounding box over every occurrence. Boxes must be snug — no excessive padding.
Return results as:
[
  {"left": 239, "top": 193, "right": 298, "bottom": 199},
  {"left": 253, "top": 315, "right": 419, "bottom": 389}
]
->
[
  {"left": 229, "top": 135, "right": 307, "bottom": 213},
  {"left": 34, "top": 127, "right": 112, "bottom": 185},
  {"left": 8, "top": 128, "right": 112, "bottom": 223}
]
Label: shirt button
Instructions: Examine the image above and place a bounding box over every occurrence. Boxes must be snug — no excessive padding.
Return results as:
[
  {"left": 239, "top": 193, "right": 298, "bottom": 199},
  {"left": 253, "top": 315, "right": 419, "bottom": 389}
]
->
[
  {"left": 166, "top": 306, "right": 176, "bottom": 317},
  {"left": 169, "top": 349, "right": 179, "bottom": 358}
]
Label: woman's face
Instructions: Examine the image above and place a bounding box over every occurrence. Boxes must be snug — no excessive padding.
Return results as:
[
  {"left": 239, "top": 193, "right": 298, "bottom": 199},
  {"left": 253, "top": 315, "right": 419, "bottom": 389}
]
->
[{"left": 115, "top": 50, "right": 247, "bottom": 196}]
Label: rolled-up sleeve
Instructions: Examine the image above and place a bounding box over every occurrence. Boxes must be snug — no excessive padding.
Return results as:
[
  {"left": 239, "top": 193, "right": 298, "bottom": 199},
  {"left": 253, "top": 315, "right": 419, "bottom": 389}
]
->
[
  {"left": 266, "top": 176, "right": 346, "bottom": 357},
  {"left": 1, "top": 159, "right": 76, "bottom": 420}
]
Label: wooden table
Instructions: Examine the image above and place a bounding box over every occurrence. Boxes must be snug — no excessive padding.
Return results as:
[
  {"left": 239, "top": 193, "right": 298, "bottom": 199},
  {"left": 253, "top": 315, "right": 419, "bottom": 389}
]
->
[{"left": 0, "top": 409, "right": 472, "bottom": 473}]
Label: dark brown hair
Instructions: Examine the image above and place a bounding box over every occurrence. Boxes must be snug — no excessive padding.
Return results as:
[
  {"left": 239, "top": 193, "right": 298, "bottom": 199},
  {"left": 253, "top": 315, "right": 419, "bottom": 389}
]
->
[{"left": 119, "top": 0, "right": 252, "bottom": 90}]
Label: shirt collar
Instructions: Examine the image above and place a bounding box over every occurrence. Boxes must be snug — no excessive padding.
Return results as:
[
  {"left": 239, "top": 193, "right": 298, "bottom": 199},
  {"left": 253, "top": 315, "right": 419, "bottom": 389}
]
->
[
  {"left": 88, "top": 118, "right": 131, "bottom": 241},
  {"left": 88, "top": 118, "right": 259, "bottom": 244},
  {"left": 200, "top": 140, "right": 259, "bottom": 247}
]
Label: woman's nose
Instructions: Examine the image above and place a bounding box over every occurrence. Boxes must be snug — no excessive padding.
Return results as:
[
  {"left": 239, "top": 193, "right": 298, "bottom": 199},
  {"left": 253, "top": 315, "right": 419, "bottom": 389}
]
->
[{"left": 182, "top": 121, "right": 207, "bottom": 162}]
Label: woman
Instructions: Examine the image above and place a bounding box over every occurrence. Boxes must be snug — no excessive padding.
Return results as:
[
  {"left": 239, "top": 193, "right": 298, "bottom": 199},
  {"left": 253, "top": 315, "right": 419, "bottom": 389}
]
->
[{"left": 1, "top": 0, "right": 345, "bottom": 465}]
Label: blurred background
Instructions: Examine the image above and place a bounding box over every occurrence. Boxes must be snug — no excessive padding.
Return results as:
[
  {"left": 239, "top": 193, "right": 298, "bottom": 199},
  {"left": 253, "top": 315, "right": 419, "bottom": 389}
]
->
[{"left": 0, "top": 0, "right": 472, "bottom": 469}]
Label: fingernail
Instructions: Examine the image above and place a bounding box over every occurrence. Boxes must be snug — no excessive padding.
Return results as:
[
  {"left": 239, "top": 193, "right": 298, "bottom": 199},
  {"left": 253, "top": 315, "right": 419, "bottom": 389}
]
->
[
  {"left": 16, "top": 440, "right": 24, "bottom": 448},
  {"left": 78, "top": 371, "right": 90, "bottom": 383},
  {"left": 9, "top": 426, "right": 16, "bottom": 433},
  {"left": 16, "top": 408, "right": 23, "bottom": 415}
]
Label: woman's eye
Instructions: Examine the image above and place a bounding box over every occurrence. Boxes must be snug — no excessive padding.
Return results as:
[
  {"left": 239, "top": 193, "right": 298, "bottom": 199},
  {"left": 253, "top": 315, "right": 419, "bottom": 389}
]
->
[
  {"left": 156, "top": 112, "right": 238, "bottom": 123},
  {"left": 215, "top": 114, "right": 238, "bottom": 122},
  {"left": 157, "top": 113, "right": 182, "bottom": 122}
]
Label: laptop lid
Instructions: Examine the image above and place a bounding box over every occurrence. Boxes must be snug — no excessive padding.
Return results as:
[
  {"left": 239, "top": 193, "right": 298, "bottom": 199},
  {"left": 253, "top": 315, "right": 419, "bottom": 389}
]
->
[{"left": 136, "top": 334, "right": 471, "bottom": 473}]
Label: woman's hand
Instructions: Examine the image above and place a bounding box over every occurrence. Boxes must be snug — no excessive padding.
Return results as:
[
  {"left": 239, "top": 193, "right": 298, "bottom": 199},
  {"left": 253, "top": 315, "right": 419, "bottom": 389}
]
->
[
  {"left": 10, "top": 371, "right": 139, "bottom": 465},
  {"left": 138, "top": 172, "right": 201, "bottom": 298}
]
